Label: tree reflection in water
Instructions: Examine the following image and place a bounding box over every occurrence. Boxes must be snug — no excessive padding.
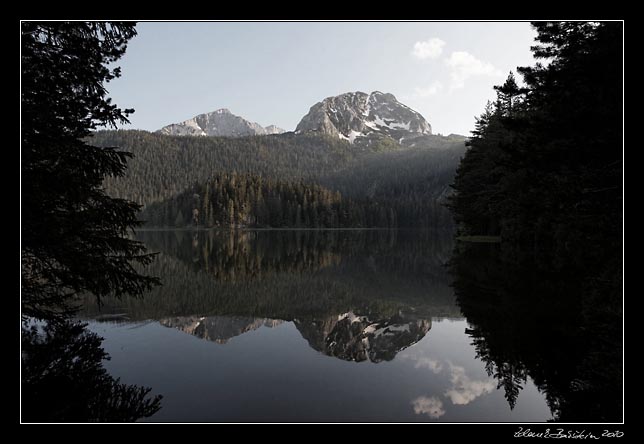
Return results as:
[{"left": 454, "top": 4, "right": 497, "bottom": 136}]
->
[
  {"left": 450, "top": 240, "right": 622, "bottom": 422},
  {"left": 22, "top": 320, "right": 162, "bottom": 422}
]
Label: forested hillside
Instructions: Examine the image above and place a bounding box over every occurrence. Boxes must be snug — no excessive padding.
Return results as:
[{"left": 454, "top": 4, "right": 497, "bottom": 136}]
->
[
  {"left": 93, "top": 130, "right": 360, "bottom": 207},
  {"left": 93, "top": 129, "right": 466, "bottom": 228},
  {"left": 321, "top": 143, "right": 466, "bottom": 227}
]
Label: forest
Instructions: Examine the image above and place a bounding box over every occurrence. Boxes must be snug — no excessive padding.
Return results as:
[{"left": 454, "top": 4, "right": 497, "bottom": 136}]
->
[
  {"left": 448, "top": 22, "right": 622, "bottom": 422},
  {"left": 92, "top": 130, "right": 466, "bottom": 229},
  {"left": 449, "top": 22, "right": 621, "bottom": 267}
]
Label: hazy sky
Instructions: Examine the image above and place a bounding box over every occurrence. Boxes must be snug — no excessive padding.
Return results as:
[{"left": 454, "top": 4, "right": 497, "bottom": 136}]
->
[{"left": 106, "top": 21, "right": 538, "bottom": 136}]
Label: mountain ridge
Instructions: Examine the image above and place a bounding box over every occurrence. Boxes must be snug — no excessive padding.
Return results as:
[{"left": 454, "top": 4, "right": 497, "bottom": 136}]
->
[
  {"left": 157, "top": 108, "right": 285, "bottom": 137},
  {"left": 156, "top": 91, "right": 436, "bottom": 144}
]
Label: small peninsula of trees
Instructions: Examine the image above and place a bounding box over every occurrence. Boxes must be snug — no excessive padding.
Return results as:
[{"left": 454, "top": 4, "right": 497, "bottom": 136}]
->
[{"left": 141, "top": 172, "right": 398, "bottom": 229}]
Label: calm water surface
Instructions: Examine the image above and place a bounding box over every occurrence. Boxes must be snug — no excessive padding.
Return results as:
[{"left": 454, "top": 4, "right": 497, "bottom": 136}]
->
[{"left": 82, "top": 230, "right": 554, "bottom": 422}]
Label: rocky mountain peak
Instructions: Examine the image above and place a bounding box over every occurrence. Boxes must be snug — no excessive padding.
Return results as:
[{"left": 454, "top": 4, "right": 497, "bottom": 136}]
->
[
  {"left": 157, "top": 109, "right": 285, "bottom": 137},
  {"left": 295, "top": 91, "right": 432, "bottom": 144}
]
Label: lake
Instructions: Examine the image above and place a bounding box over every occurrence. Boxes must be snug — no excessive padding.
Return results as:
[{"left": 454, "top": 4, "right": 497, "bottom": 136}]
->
[{"left": 71, "top": 228, "right": 620, "bottom": 422}]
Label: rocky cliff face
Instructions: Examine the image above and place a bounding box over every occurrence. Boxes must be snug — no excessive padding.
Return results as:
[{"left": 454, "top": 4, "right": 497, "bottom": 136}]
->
[
  {"left": 264, "top": 125, "right": 285, "bottom": 135},
  {"left": 294, "top": 310, "right": 431, "bottom": 363},
  {"left": 295, "top": 91, "right": 432, "bottom": 144},
  {"left": 157, "top": 109, "right": 285, "bottom": 137},
  {"left": 160, "top": 315, "right": 283, "bottom": 344}
]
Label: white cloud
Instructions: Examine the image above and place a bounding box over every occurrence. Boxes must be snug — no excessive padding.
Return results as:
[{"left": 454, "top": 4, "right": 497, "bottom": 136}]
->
[
  {"left": 444, "top": 364, "right": 496, "bottom": 405},
  {"left": 411, "top": 38, "right": 446, "bottom": 60},
  {"left": 412, "top": 81, "right": 443, "bottom": 98},
  {"left": 445, "top": 51, "right": 504, "bottom": 90},
  {"left": 412, "top": 396, "right": 446, "bottom": 419},
  {"left": 399, "top": 82, "right": 443, "bottom": 103},
  {"left": 406, "top": 355, "right": 496, "bottom": 413},
  {"left": 413, "top": 356, "right": 444, "bottom": 373}
]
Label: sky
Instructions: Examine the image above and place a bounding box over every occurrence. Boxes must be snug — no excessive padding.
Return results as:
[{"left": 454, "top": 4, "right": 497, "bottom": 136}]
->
[{"left": 105, "top": 22, "right": 538, "bottom": 136}]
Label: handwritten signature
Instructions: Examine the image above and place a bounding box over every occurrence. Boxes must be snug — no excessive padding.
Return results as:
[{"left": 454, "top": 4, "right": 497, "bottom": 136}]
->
[{"left": 514, "top": 427, "right": 624, "bottom": 439}]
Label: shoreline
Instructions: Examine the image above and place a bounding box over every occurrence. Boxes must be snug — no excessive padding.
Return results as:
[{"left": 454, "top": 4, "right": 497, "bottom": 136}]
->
[{"left": 134, "top": 227, "right": 429, "bottom": 232}]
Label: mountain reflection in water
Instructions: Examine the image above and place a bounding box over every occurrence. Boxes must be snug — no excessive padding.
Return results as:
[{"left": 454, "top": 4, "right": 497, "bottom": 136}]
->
[
  {"left": 160, "top": 310, "right": 431, "bottom": 363},
  {"left": 83, "top": 229, "right": 455, "bottom": 364},
  {"left": 73, "top": 228, "right": 619, "bottom": 422}
]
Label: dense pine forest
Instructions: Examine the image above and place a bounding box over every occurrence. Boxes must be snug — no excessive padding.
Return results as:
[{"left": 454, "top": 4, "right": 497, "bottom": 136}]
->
[
  {"left": 141, "top": 172, "right": 399, "bottom": 228},
  {"left": 449, "top": 22, "right": 621, "bottom": 266},
  {"left": 94, "top": 131, "right": 360, "bottom": 207},
  {"left": 448, "top": 22, "right": 622, "bottom": 422},
  {"left": 92, "top": 130, "right": 466, "bottom": 228}
]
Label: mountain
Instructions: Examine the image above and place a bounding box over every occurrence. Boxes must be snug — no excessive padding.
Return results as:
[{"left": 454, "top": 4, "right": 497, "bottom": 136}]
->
[
  {"left": 161, "top": 311, "right": 431, "bottom": 363},
  {"left": 264, "top": 125, "right": 285, "bottom": 135},
  {"left": 160, "top": 316, "right": 283, "bottom": 344},
  {"left": 295, "top": 310, "right": 431, "bottom": 363},
  {"left": 295, "top": 91, "right": 432, "bottom": 144},
  {"left": 157, "top": 108, "right": 285, "bottom": 137}
]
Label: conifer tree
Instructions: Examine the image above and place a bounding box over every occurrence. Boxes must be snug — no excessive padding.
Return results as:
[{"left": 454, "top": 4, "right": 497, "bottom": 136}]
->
[{"left": 21, "top": 22, "right": 160, "bottom": 320}]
